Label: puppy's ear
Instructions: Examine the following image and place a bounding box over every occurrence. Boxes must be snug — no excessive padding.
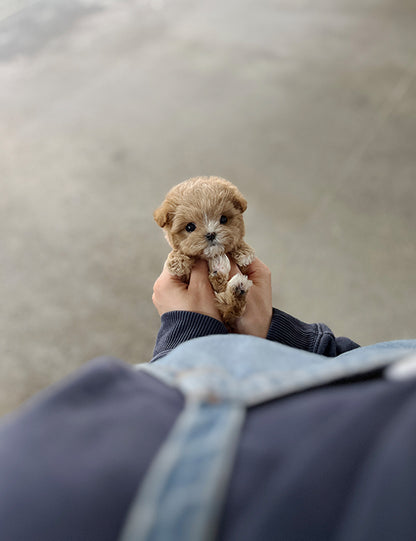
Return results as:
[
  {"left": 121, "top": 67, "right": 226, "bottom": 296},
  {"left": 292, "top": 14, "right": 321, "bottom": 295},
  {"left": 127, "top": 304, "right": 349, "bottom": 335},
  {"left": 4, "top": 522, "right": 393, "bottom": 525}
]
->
[
  {"left": 154, "top": 200, "right": 175, "bottom": 228},
  {"left": 231, "top": 187, "right": 248, "bottom": 213}
]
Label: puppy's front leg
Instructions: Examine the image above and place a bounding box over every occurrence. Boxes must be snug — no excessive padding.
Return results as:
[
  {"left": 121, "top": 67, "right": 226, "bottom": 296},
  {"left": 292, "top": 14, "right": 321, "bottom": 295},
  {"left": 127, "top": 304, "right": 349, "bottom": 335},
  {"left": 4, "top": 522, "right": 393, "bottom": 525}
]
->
[
  {"left": 166, "top": 251, "right": 195, "bottom": 283},
  {"left": 208, "top": 254, "right": 230, "bottom": 293},
  {"left": 229, "top": 241, "right": 255, "bottom": 273}
]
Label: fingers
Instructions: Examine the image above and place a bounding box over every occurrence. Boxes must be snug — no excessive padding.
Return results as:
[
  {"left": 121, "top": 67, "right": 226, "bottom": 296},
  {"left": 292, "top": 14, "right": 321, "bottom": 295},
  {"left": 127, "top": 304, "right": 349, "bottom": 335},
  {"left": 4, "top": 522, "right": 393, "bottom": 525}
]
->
[
  {"left": 229, "top": 257, "right": 271, "bottom": 286},
  {"left": 244, "top": 257, "right": 271, "bottom": 284},
  {"left": 154, "top": 265, "right": 182, "bottom": 291},
  {"left": 229, "top": 260, "right": 240, "bottom": 277},
  {"left": 157, "top": 257, "right": 270, "bottom": 287},
  {"left": 188, "top": 259, "right": 210, "bottom": 288},
  {"left": 152, "top": 264, "right": 186, "bottom": 306},
  {"left": 155, "top": 259, "right": 210, "bottom": 293}
]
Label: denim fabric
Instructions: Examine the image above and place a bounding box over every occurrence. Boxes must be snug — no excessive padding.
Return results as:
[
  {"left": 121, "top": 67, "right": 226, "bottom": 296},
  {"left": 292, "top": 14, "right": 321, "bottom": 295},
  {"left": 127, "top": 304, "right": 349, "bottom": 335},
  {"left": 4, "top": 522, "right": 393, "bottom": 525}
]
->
[
  {"left": 144, "top": 336, "right": 416, "bottom": 406},
  {"left": 120, "top": 399, "right": 244, "bottom": 541},
  {"left": 119, "top": 336, "right": 416, "bottom": 541}
]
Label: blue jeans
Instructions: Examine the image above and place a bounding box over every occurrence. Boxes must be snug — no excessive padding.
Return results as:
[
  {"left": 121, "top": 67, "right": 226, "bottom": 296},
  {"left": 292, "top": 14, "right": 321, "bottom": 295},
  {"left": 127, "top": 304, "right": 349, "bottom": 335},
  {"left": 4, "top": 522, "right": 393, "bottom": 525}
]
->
[{"left": 119, "top": 337, "right": 416, "bottom": 541}]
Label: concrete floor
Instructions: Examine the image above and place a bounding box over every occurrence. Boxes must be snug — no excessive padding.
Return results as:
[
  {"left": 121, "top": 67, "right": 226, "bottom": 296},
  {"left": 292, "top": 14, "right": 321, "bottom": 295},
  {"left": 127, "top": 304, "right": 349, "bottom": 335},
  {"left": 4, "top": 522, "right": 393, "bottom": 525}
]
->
[{"left": 1, "top": 0, "right": 415, "bottom": 414}]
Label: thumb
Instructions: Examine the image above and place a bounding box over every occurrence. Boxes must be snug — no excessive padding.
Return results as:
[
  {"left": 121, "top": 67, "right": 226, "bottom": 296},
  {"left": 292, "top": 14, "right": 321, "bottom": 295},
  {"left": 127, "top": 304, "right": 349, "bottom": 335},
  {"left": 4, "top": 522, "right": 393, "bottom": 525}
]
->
[
  {"left": 188, "top": 259, "right": 210, "bottom": 288},
  {"left": 245, "top": 258, "right": 271, "bottom": 285}
]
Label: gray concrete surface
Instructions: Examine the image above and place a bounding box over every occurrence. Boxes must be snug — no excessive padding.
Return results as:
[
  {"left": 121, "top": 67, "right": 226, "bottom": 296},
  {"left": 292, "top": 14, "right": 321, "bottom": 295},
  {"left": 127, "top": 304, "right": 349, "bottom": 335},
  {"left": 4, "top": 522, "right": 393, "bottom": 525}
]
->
[{"left": 1, "top": 0, "right": 415, "bottom": 414}]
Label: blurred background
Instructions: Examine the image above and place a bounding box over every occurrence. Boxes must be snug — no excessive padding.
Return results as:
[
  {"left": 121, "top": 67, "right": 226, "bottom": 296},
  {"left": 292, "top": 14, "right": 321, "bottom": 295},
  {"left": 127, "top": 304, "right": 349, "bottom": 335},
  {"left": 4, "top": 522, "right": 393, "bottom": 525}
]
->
[{"left": 1, "top": 0, "right": 415, "bottom": 414}]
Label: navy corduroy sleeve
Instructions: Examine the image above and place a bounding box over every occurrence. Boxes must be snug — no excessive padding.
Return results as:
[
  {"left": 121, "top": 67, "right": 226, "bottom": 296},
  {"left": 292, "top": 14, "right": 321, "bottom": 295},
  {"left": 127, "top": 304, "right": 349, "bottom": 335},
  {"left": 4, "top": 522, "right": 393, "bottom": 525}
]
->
[
  {"left": 152, "top": 310, "right": 228, "bottom": 361},
  {"left": 267, "top": 308, "right": 360, "bottom": 357},
  {"left": 152, "top": 308, "right": 360, "bottom": 361}
]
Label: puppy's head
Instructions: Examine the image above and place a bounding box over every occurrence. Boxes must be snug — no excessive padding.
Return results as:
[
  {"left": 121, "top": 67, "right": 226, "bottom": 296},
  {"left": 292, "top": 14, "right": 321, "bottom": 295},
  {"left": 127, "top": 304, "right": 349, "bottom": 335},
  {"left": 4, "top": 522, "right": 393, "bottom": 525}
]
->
[{"left": 154, "top": 176, "right": 248, "bottom": 258}]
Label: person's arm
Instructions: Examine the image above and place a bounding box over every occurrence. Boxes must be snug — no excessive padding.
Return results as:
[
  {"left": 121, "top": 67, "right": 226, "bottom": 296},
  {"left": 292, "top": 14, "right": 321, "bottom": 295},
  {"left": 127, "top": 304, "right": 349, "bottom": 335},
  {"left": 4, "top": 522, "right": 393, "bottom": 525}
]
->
[
  {"left": 232, "top": 258, "right": 359, "bottom": 356},
  {"left": 151, "top": 260, "right": 228, "bottom": 361},
  {"left": 152, "top": 311, "right": 227, "bottom": 362},
  {"left": 266, "top": 308, "right": 360, "bottom": 357},
  {"left": 152, "top": 308, "right": 359, "bottom": 361},
  {"left": 151, "top": 257, "right": 360, "bottom": 361}
]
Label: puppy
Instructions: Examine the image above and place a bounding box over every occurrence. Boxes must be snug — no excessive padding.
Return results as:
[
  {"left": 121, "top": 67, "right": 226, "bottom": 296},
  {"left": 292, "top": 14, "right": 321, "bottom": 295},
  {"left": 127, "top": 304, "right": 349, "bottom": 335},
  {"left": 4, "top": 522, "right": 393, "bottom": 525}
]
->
[{"left": 154, "top": 176, "right": 255, "bottom": 327}]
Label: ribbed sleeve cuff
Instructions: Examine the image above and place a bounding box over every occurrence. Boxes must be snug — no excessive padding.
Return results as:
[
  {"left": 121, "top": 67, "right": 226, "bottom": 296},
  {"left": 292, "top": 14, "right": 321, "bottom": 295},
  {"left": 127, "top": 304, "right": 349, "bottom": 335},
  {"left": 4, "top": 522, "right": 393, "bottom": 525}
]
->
[
  {"left": 151, "top": 311, "right": 228, "bottom": 362},
  {"left": 266, "top": 308, "right": 360, "bottom": 356},
  {"left": 266, "top": 308, "right": 321, "bottom": 353}
]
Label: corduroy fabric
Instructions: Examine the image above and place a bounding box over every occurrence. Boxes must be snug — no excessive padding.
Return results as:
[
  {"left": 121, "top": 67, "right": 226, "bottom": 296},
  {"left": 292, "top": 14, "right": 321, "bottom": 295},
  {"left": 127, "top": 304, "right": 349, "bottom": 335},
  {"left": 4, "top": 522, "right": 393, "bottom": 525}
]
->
[
  {"left": 266, "top": 308, "right": 320, "bottom": 352},
  {"left": 153, "top": 308, "right": 360, "bottom": 362},
  {"left": 266, "top": 308, "right": 360, "bottom": 356},
  {"left": 152, "top": 311, "right": 228, "bottom": 362}
]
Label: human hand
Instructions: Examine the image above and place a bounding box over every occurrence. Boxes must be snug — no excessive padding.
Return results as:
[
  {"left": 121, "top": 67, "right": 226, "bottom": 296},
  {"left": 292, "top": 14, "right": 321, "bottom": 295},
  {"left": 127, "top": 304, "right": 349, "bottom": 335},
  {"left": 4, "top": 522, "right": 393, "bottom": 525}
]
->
[
  {"left": 231, "top": 258, "right": 273, "bottom": 338},
  {"left": 152, "top": 259, "right": 222, "bottom": 321}
]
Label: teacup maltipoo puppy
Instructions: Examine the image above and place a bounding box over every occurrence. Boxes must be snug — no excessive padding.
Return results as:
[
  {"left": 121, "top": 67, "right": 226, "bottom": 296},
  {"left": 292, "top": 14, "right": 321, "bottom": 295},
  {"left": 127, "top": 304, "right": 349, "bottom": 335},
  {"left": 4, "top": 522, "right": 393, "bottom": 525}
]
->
[{"left": 154, "top": 176, "right": 255, "bottom": 327}]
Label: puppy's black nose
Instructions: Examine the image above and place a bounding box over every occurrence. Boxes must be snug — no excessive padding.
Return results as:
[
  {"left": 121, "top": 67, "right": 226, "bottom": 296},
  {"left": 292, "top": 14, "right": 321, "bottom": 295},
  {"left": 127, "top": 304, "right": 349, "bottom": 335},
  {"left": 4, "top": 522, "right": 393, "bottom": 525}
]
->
[{"left": 206, "top": 232, "right": 216, "bottom": 242}]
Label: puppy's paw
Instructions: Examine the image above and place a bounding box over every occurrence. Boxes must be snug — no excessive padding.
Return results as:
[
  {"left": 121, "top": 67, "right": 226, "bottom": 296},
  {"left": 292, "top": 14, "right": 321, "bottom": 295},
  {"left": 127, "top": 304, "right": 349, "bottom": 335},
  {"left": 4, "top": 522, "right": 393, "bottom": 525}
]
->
[
  {"left": 166, "top": 251, "right": 194, "bottom": 283},
  {"left": 230, "top": 243, "right": 255, "bottom": 273},
  {"left": 227, "top": 274, "right": 252, "bottom": 297}
]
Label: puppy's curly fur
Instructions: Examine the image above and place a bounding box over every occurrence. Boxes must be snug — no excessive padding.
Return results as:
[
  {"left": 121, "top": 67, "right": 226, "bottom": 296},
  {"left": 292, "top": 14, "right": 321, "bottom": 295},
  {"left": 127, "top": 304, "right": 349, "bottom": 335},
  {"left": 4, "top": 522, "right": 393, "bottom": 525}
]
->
[{"left": 154, "top": 176, "right": 255, "bottom": 327}]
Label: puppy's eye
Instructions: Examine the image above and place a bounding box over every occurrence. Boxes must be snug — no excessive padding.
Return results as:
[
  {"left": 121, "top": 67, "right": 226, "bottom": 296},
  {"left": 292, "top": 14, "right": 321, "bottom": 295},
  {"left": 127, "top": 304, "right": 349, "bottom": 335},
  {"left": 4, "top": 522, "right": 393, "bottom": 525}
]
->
[
  {"left": 185, "top": 222, "right": 196, "bottom": 232},
  {"left": 220, "top": 215, "right": 228, "bottom": 224}
]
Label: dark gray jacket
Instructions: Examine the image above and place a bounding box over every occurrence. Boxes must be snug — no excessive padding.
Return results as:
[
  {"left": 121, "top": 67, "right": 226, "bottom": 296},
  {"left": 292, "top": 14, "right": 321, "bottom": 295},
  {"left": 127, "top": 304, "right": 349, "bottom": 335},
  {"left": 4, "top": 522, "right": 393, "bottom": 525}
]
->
[{"left": 1, "top": 309, "right": 416, "bottom": 541}]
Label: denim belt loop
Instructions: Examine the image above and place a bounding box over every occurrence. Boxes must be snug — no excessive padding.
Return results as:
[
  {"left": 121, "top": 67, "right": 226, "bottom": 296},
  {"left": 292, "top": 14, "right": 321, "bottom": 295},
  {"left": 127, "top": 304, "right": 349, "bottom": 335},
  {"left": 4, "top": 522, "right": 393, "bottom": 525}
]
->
[{"left": 119, "top": 395, "right": 245, "bottom": 541}]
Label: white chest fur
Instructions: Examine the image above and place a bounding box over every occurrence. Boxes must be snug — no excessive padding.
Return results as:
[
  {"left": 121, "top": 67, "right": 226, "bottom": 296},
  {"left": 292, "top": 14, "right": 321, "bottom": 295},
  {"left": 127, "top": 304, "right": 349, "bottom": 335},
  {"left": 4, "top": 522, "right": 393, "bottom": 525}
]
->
[{"left": 208, "top": 254, "right": 231, "bottom": 277}]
